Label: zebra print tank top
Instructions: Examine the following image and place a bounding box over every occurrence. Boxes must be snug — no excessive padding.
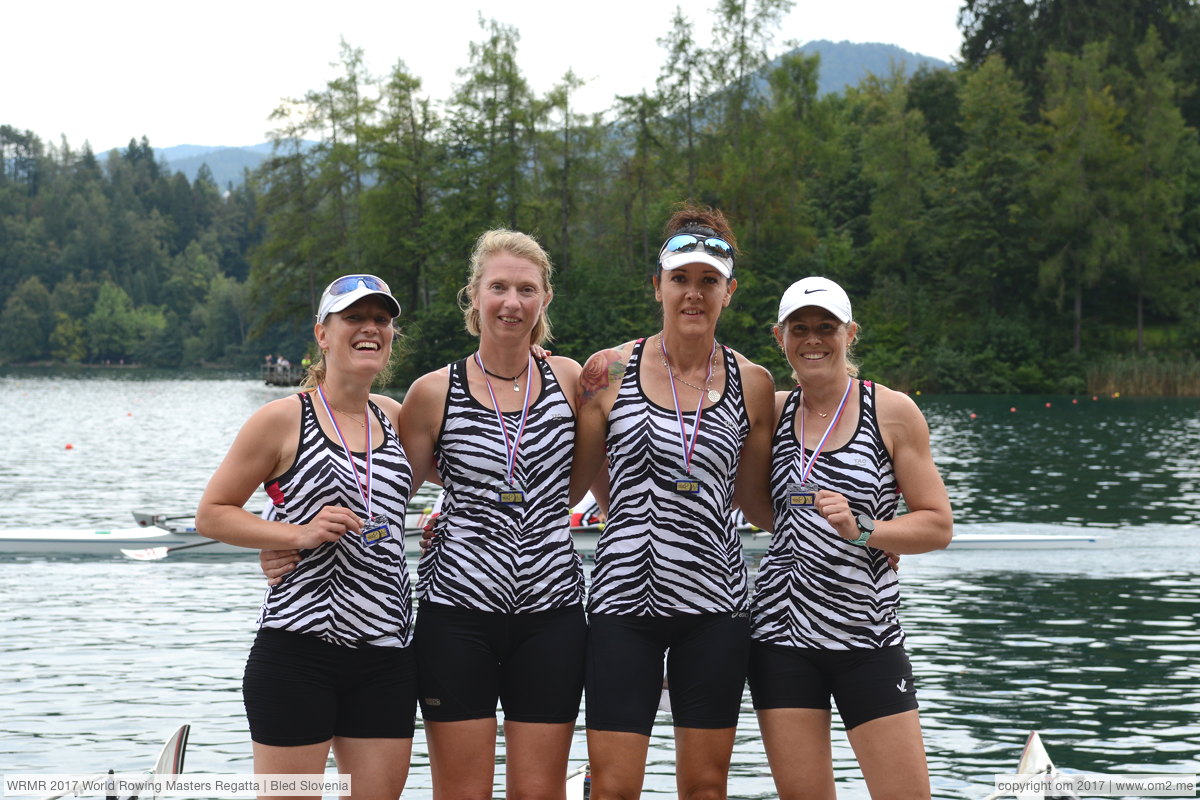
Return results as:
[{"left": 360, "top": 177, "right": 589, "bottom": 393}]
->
[
  {"left": 258, "top": 392, "right": 414, "bottom": 648},
  {"left": 418, "top": 357, "right": 583, "bottom": 613},
  {"left": 588, "top": 338, "right": 751, "bottom": 616},
  {"left": 750, "top": 380, "right": 903, "bottom": 650}
]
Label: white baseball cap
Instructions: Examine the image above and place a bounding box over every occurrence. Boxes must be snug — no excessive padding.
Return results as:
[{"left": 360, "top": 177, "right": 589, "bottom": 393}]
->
[
  {"left": 777, "top": 277, "right": 852, "bottom": 324},
  {"left": 316, "top": 275, "right": 401, "bottom": 322},
  {"left": 657, "top": 232, "right": 735, "bottom": 279}
]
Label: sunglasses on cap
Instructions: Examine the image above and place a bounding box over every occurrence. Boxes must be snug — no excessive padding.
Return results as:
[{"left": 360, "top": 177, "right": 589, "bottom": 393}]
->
[
  {"left": 658, "top": 233, "right": 735, "bottom": 267},
  {"left": 326, "top": 274, "right": 392, "bottom": 296}
]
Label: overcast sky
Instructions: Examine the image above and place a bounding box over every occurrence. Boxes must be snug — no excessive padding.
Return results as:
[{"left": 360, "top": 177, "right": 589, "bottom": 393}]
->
[{"left": 7, "top": 0, "right": 965, "bottom": 153}]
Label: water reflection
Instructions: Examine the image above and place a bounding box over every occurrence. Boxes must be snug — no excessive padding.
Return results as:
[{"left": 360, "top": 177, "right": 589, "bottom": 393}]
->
[
  {"left": 2, "top": 373, "right": 1198, "bottom": 798},
  {"left": 919, "top": 395, "right": 1200, "bottom": 527}
]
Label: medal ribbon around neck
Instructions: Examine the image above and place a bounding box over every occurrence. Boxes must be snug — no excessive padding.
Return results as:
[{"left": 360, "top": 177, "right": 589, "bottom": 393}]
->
[
  {"left": 660, "top": 335, "right": 717, "bottom": 476},
  {"left": 316, "top": 384, "right": 373, "bottom": 515},
  {"left": 798, "top": 377, "right": 854, "bottom": 485},
  {"left": 474, "top": 351, "right": 534, "bottom": 485}
]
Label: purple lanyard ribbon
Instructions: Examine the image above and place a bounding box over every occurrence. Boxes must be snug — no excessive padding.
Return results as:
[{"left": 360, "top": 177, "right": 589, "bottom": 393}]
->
[
  {"left": 473, "top": 351, "right": 534, "bottom": 484},
  {"left": 660, "top": 335, "right": 717, "bottom": 476},
  {"left": 316, "top": 385, "right": 373, "bottom": 515},
  {"left": 798, "top": 377, "right": 854, "bottom": 484}
]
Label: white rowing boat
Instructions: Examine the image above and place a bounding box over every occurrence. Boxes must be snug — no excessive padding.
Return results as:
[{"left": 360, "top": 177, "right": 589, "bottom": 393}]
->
[
  {"left": 0, "top": 508, "right": 437, "bottom": 560},
  {"left": 1, "top": 494, "right": 1110, "bottom": 559},
  {"left": 0, "top": 525, "right": 244, "bottom": 558}
]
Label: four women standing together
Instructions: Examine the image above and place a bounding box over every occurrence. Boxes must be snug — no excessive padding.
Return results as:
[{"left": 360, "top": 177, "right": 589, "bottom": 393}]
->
[{"left": 199, "top": 205, "right": 953, "bottom": 799}]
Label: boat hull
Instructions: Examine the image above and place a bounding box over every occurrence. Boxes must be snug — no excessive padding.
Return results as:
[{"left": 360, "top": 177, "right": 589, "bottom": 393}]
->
[{"left": 0, "top": 528, "right": 244, "bottom": 557}]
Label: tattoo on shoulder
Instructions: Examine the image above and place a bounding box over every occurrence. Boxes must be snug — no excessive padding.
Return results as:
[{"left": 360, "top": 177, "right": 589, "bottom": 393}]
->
[{"left": 579, "top": 350, "right": 625, "bottom": 405}]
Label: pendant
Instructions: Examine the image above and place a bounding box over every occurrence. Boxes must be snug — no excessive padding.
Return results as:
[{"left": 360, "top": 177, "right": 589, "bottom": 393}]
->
[
  {"left": 498, "top": 479, "right": 526, "bottom": 504},
  {"left": 361, "top": 514, "right": 393, "bottom": 546},
  {"left": 786, "top": 482, "right": 817, "bottom": 509},
  {"left": 672, "top": 472, "right": 701, "bottom": 494},
  {"left": 707, "top": 389, "right": 720, "bottom": 403},
  {"left": 513, "top": 382, "right": 520, "bottom": 392}
]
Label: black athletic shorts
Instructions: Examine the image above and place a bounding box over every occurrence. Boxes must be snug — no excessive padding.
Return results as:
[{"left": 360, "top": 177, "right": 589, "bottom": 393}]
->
[
  {"left": 242, "top": 627, "right": 417, "bottom": 746},
  {"left": 414, "top": 602, "right": 586, "bottom": 724},
  {"left": 585, "top": 612, "right": 750, "bottom": 736},
  {"left": 748, "top": 641, "right": 918, "bottom": 730}
]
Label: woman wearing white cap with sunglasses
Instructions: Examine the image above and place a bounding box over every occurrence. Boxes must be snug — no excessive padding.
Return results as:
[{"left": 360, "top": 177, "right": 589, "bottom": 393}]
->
[
  {"left": 197, "top": 274, "right": 417, "bottom": 799},
  {"left": 740, "top": 276, "right": 953, "bottom": 800},
  {"left": 572, "top": 205, "right": 776, "bottom": 799}
]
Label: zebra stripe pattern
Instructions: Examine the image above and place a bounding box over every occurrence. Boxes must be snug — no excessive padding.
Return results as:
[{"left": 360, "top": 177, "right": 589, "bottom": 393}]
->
[
  {"left": 750, "top": 381, "right": 904, "bottom": 650},
  {"left": 258, "top": 392, "right": 414, "bottom": 648},
  {"left": 418, "top": 358, "right": 583, "bottom": 613},
  {"left": 588, "top": 339, "right": 750, "bottom": 617}
]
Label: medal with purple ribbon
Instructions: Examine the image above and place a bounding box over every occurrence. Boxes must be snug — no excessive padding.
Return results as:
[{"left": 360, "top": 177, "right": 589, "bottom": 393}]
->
[
  {"left": 660, "top": 335, "right": 717, "bottom": 494},
  {"left": 316, "top": 385, "right": 393, "bottom": 546},
  {"left": 474, "top": 351, "right": 534, "bottom": 505},
  {"left": 791, "top": 377, "right": 854, "bottom": 509}
]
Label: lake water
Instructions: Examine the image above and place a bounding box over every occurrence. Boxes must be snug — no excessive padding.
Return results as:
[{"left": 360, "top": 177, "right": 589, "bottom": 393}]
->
[{"left": 1, "top": 371, "right": 1197, "bottom": 799}]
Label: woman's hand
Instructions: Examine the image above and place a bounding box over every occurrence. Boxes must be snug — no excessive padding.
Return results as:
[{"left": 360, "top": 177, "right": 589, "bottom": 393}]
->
[
  {"left": 260, "top": 549, "right": 301, "bottom": 586},
  {"left": 418, "top": 522, "right": 436, "bottom": 554},
  {"left": 815, "top": 489, "right": 858, "bottom": 541},
  {"left": 293, "top": 505, "right": 361, "bottom": 549}
]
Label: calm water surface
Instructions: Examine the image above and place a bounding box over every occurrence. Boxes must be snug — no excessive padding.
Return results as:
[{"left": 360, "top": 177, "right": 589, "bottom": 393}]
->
[{"left": 1, "top": 372, "right": 1197, "bottom": 798}]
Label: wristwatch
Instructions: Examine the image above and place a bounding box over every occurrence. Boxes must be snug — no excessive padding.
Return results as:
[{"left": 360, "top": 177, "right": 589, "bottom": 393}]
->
[{"left": 850, "top": 514, "right": 875, "bottom": 547}]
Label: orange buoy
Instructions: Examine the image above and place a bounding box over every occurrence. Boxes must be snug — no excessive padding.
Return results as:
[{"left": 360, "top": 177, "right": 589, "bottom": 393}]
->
[
  {"left": 1045, "top": 402, "right": 1052, "bottom": 408},
  {"left": 1009, "top": 407, "right": 1017, "bottom": 413},
  {"left": 65, "top": 443, "right": 74, "bottom": 450},
  {"left": 969, "top": 412, "right": 977, "bottom": 419}
]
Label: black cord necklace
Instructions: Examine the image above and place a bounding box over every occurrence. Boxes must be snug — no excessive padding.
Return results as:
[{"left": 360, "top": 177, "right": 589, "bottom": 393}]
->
[{"left": 481, "top": 360, "right": 531, "bottom": 391}]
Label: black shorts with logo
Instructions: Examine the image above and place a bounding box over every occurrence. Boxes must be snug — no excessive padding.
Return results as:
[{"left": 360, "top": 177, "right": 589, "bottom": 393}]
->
[
  {"left": 748, "top": 641, "right": 918, "bottom": 730},
  {"left": 414, "top": 602, "right": 586, "bottom": 724}
]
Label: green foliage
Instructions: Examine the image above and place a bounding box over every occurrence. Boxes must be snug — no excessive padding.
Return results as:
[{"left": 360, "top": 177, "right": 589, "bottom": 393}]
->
[
  {"left": 86, "top": 282, "right": 138, "bottom": 362},
  {"left": 0, "top": 276, "right": 52, "bottom": 362},
  {"left": 2, "top": 11, "right": 1200, "bottom": 391}
]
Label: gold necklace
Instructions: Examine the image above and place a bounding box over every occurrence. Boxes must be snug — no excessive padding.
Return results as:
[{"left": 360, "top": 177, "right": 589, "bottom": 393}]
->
[
  {"left": 328, "top": 402, "right": 366, "bottom": 429},
  {"left": 658, "top": 334, "right": 721, "bottom": 403},
  {"left": 805, "top": 403, "right": 830, "bottom": 419}
]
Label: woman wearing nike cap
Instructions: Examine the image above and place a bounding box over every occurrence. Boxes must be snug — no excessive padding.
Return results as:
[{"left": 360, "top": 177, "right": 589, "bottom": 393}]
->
[
  {"left": 738, "top": 276, "right": 953, "bottom": 799},
  {"left": 572, "top": 205, "right": 776, "bottom": 799},
  {"left": 197, "top": 274, "right": 417, "bottom": 799}
]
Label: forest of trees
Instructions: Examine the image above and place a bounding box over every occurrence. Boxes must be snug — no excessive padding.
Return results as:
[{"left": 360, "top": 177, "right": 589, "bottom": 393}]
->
[{"left": 3, "top": 0, "right": 1199, "bottom": 394}]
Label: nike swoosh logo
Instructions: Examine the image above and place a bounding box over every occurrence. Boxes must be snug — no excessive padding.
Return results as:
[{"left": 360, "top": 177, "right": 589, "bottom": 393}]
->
[{"left": 803, "top": 288, "right": 827, "bottom": 294}]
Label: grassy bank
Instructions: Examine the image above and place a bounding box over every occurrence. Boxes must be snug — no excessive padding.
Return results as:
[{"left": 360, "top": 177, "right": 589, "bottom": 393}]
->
[{"left": 1086, "top": 355, "right": 1200, "bottom": 396}]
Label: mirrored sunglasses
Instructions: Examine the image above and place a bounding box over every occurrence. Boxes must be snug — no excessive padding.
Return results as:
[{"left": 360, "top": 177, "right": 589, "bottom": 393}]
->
[
  {"left": 659, "top": 234, "right": 735, "bottom": 267},
  {"left": 326, "top": 274, "right": 391, "bottom": 296}
]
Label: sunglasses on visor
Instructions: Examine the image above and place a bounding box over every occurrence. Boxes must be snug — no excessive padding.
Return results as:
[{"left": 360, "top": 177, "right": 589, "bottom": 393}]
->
[
  {"left": 658, "top": 233, "right": 735, "bottom": 267},
  {"left": 326, "top": 275, "right": 392, "bottom": 296}
]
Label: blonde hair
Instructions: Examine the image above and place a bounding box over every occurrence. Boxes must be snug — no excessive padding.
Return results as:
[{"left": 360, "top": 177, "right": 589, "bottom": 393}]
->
[{"left": 457, "top": 229, "right": 554, "bottom": 345}]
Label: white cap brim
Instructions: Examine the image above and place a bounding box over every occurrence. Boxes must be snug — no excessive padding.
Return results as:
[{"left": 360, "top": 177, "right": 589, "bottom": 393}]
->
[{"left": 659, "top": 250, "right": 733, "bottom": 278}]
